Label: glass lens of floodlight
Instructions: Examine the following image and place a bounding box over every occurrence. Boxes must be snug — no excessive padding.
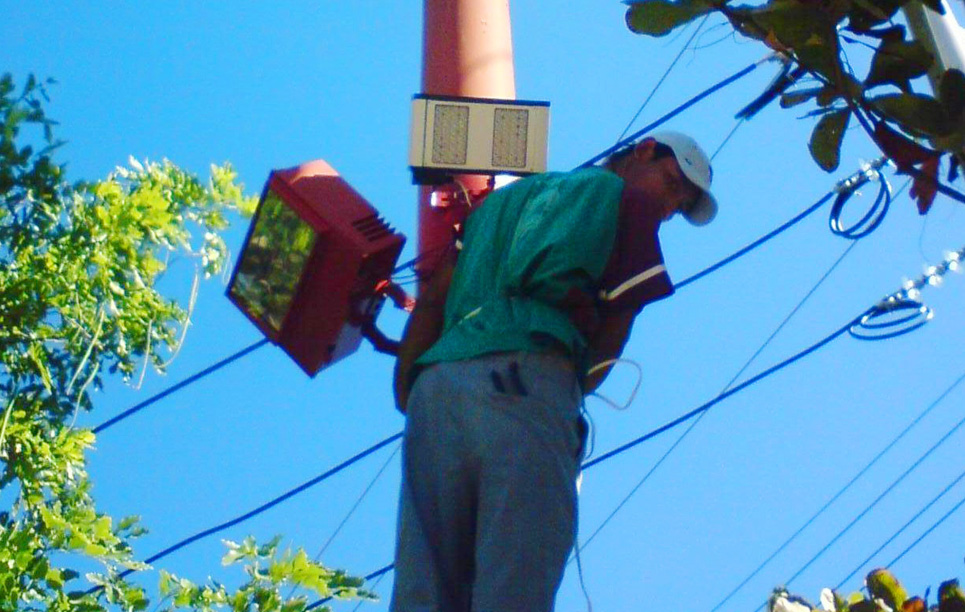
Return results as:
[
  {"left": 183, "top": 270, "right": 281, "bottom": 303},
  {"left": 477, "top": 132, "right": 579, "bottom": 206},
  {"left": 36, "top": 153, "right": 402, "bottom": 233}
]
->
[{"left": 230, "top": 190, "right": 318, "bottom": 332}]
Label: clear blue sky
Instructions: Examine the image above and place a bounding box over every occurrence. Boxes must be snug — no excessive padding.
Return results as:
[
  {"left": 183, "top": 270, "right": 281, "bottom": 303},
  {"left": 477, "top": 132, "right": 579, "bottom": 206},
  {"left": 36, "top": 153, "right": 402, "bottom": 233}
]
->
[{"left": 6, "top": 2, "right": 965, "bottom": 611}]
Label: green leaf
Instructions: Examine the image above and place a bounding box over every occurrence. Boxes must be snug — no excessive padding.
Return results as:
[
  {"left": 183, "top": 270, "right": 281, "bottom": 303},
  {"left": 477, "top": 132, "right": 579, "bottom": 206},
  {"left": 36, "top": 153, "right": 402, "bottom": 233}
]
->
[
  {"left": 625, "top": 0, "right": 712, "bottom": 37},
  {"left": 780, "top": 87, "right": 823, "bottom": 109},
  {"left": 809, "top": 108, "right": 851, "bottom": 171},
  {"left": 866, "top": 35, "right": 934, "bottom": 90},
  {"left": 867, "top": 568, "right": 909, "bottom": 612},
  {"left": 872, "top": 92, "right": 951, "bottom": 136}
]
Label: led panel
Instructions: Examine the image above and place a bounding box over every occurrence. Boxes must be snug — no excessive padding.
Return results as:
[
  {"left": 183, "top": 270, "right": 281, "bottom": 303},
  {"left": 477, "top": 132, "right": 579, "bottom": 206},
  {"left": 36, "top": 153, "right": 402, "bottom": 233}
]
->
[{"left": 409, "top": 94, "right": 549, "bottom": 184}]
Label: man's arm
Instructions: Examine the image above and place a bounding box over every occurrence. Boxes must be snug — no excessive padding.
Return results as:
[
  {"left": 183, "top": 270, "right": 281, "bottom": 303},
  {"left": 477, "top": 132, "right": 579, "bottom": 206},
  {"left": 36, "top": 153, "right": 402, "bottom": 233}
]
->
[
  {"left": 584, "top": 309, "right": 636, "bottom": 393},
  {"left": 393, "top": 258, "right": 455, "bottom": 413}
]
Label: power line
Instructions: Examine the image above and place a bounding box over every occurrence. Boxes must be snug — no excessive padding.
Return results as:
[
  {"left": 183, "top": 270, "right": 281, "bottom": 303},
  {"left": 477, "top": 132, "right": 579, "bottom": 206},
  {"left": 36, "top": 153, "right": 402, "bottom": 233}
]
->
[
  {"left": 751, "top": 374, "right": 965, "bottom": 611},
  {"left": 102, "top": 163, "right": 899, "bottom": 578},
  {"left": 92, "top": 339, "right": 269, "bottom": 434},
  {"left": 614, "top": 15, "right": 711, "bottom": 144},
  {"left": 886, "top": 488, "right": 965, "bottom": 569},
  {"left": 579, "top": 53, "right": 773, "bottom": 168},
  {"left": 574, "top": 240, "right": 859, "bottom": 559},
  {"left": 836, "top": 456, "right": 965, "bottom": 590},
  {"left": 102, "top": 432, "right": 402, "bottom": 586},
  {"left": 715, "top": 367, "right": 965, "bottom": 612}
]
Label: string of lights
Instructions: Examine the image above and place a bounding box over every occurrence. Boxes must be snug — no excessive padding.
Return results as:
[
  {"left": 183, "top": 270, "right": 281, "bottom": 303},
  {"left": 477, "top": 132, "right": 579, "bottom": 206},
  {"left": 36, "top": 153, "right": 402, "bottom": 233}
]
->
[
  {"left": 750, "top": 371, "right": 965, "bottom": 612},
  {"left": 836, "top": 451, "right": 965, "bottom": 590},
  {"left": 714, "top": 367, "right": 965, "bottom": 612}
]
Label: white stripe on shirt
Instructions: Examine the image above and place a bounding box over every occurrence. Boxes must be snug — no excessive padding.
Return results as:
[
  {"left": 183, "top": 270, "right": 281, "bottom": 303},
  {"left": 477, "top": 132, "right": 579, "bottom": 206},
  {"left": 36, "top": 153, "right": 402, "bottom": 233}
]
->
[{"left": 599, "top": 264, "right": 667, "bottom": 301}]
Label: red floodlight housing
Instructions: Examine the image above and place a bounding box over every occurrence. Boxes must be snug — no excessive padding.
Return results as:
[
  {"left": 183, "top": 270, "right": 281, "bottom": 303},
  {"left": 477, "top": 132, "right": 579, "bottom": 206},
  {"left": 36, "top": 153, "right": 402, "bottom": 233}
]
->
[{"left": 227, "top": 160, "right": 405, "bottom": 376}]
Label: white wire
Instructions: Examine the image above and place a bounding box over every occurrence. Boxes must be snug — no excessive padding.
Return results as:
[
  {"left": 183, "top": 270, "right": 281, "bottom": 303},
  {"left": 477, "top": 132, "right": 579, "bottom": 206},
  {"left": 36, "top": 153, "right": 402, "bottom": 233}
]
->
[{"left": 586, "top": 358, "right": 643, "bottom": 411}]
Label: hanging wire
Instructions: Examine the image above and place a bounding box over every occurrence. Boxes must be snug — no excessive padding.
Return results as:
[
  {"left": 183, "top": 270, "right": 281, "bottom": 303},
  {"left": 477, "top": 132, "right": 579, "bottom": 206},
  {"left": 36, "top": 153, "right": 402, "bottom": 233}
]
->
[
  {"left": 712, "top": 368, "right": 965, "bottom": 612},
  {"left": 676, "top": 157, "right": 890, "bottom": 291},
  {"left": 836, "top": 459, "right": 965, "bottom": 590},
  {"left": 573, "top": 240, "right": 859, "bottom": 561},
  {"left": 828, "top": 159, "right": 893, "bottom": 239},
  {"left": 748, "top": 381, "right": 965, "bottom": 612},
  {"left": 613, "top": 15, "right": 712, "bottom": 144},
  {"left": 306, "top": 565, "right": 395, "bottom": 611},
  {"left": 284, "top": 443, "right": 402, "bottom": 601},
  {"left": 885, "top": 489, "right": 965, "bottom": 569},
  {"left": 578, "top": 53, "right": 774, "bottom": 168},
  {"left": 94, "top": 432, "right": 402, "bottom": 588},
  {"left": 92, "top": 339, "right": 269, "bottom": 434}
]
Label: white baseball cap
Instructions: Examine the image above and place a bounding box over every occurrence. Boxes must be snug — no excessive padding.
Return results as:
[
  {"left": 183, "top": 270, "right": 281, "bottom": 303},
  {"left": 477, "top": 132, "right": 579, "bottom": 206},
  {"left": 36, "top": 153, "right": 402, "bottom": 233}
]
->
[{"left": 650, "top": 131, "right": 718, "bottom": 226}]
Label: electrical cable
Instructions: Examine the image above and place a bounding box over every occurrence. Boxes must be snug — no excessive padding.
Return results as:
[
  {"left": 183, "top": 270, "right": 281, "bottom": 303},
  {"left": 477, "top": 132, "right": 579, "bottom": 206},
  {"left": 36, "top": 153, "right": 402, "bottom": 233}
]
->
[
  {"left": 714, "top": 368, "right": 965, "bottom": 612},
  {"left": 306, "top": 564, "right": 395, "bottom": 611},
  {"left": 92, "top": 339, "right": 269, "bottom": 434},
  {"left": 579, "top": 54, "right": 773, "bottom": 168},
  {"left": 574, "top": 240, "right": 859, "bottom": 561},
  {"left": 100, "top": 432, "right": 402, "bottom": 586},
  {"left": 284, "top": 443, "right": 401, "bottom": 601},
  {"left": 676, "top": 158, "right": 889, "bottom": 291},
  {"left": 749, "top": 379, "right": 965, "bottom": 612},
  {"left": 836, "top": 457, "right": 965, "bottom": 590},
  {"left": 613, "top": 15, "right": 711, "bottom": 145},
  {"left": 885, "top": 488, "right": 965, "bottom": 569}
]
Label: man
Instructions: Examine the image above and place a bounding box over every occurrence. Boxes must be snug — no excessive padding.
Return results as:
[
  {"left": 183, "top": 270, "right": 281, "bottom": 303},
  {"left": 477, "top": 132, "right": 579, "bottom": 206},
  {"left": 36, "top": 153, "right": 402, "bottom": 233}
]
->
[{"left": 390, "top": 131, "right": 718, "bottom": 612}]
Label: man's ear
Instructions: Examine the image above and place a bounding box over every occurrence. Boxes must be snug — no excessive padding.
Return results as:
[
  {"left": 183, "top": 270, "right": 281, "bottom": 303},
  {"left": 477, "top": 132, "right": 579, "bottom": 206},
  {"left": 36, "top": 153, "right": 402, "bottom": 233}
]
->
[{"left": 633, "top": 138, "right": 657, "bottom": 161}]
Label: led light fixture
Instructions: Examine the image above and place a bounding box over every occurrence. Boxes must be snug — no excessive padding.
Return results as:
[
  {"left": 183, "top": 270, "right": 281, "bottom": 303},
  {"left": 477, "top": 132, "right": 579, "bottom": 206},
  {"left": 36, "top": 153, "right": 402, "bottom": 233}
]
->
[{"left": 409, "top": 94, "right": 549, "bottom": 184}]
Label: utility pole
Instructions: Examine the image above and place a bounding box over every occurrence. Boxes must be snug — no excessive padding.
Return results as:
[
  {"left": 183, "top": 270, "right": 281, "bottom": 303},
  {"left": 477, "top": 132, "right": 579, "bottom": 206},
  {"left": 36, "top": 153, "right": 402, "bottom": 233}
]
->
[
  {"left": 903, "top": 1, "right": 965, "bottom": 94},
  {"left": 417, "top": 0, "right": 517, "bottom": 288}
]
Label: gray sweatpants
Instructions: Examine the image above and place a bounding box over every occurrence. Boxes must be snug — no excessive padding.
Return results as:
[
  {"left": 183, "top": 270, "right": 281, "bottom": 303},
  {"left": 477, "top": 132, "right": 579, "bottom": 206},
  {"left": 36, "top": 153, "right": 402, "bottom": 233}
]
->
[{"left": 390, "top": 351, "right": 586, "bottom": 612}]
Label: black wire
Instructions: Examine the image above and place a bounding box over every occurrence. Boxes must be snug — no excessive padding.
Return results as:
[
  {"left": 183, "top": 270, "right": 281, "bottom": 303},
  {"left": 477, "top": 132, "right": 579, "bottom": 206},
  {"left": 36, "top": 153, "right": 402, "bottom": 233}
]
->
[
  {"left": 674, "top": 192, "right": 834, "bottom": 290},
  {"left": 97, "top": 432, "right": 403, "bottom": 587},
  {"left": 714, "top": 368, "right": 965, "bottom": 612},
  {"left": 613, "top": 15, "right": 711, "bottom": 145},
  {"left": 92, "top": 339, "right": 269, "bottom": 434},
  {"left": 837, "top": 460, "right": 965, "bottom": 590},
  {"left": 582, "top": 308, "right": 866, "bottom": 470},
  {"left": 829, "top": 169, "right": 891, "bottom": 240},
  {"left": 886, "top": 489, "right": 965, "bottom": 569},
  {"left": 575, "top": 241, "right": 859, "bottom": 560},
  {"left": 752, "top": 381, "right": 965, "bottom": 610},
  {"left": 578, "top": 57, "right": 765, "bottom": 168},
  {"left": 306, "top": 564, "right": 395, "bottom": 611}
]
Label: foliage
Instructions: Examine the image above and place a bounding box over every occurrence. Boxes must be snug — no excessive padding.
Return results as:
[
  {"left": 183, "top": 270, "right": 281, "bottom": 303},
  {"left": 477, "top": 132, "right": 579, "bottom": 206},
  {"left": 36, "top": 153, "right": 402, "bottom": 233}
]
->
[
  {"left": 767, "top": 568, "right": 965, "bottom": 612},
  {"left": 0, "top": 73, "right": 367, "bottom": 611},
  {"left": 625, "top": 0, "right": 965, "bottom": 213},
  {"left": 157, "top": 537, "right": 375, "bottom": 612}
]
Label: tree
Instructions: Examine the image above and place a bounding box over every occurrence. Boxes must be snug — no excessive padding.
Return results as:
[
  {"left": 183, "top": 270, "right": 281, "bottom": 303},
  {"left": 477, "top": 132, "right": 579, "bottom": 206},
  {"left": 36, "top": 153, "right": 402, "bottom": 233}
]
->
[
  {"left": 625, "top": 0, "right": 965, "bottom": 214},
  {"left": 0, "top": 74, "right": 370, "bottom": 611},
  {"left": 767, "top": 568, "right": 965, "bottom": 612}
]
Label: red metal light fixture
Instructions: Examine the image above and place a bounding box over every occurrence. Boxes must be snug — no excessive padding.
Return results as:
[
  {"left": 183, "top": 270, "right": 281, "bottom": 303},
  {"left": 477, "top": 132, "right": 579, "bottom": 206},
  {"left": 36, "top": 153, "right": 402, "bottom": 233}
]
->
[{"left": 227, "top": 160, "right": 405, "bottom": 376}]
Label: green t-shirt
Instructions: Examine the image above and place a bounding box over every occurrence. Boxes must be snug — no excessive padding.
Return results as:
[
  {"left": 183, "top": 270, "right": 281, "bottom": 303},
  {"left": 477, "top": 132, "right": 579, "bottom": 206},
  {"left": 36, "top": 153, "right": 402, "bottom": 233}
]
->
[{"left": 416, "top": 167, "right": 624, "bottom": 369}]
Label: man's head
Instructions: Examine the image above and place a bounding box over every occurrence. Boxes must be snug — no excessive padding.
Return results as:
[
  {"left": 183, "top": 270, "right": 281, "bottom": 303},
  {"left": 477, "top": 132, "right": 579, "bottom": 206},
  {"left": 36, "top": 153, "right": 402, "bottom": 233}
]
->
[{"left": 605, "top": 131, "right": 718, "bottom": 226}]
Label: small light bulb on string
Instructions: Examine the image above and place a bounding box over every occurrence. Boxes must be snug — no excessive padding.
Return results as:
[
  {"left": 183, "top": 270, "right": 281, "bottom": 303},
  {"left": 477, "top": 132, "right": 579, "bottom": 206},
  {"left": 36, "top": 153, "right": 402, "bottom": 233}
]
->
[
  {"left": 927, "top": 274, "right": 944, "bottom": 287},
  {"left": 906, "top": 287, "right": 921, "bottom": 300}
]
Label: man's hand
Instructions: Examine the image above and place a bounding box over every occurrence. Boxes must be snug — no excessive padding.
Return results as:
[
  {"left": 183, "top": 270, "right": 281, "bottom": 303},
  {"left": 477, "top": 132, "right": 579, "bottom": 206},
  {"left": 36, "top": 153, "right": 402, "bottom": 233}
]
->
[
  {"left": 584, "top": 309, "right": 636, "bottom": 393},
  {"left": 393, "top": 257, "right": 455, "bottom": 413}
]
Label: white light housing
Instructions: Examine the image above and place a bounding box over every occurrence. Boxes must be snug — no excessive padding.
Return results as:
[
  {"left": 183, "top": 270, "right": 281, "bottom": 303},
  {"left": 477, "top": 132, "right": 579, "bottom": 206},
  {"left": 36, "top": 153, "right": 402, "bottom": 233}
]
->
[{"left": 409, "top": 94, "right": 549, "bottom": 184}]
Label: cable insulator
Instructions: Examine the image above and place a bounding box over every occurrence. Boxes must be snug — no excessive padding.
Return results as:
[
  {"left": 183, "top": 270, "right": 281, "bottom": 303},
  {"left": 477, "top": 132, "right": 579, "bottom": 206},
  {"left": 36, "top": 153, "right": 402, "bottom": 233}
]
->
[
  {"left": 829, "top": 158, "right": 892, "bottom": 240},
  {"left": 849, "top": 299, "right": 932, "bottom": 341}
]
